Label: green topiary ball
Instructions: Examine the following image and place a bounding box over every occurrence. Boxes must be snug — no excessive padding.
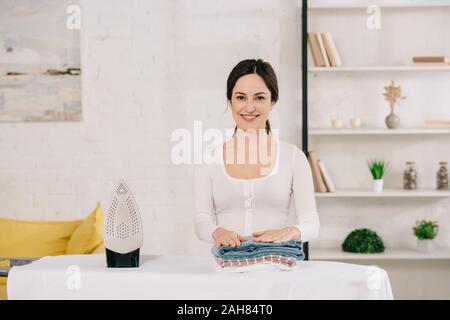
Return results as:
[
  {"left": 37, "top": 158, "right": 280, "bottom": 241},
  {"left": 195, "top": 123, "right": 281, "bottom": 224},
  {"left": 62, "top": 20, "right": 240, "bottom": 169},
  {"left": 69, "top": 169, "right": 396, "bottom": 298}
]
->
[{"left": 341, "top": 228, "right": 385, "bottom": 253}]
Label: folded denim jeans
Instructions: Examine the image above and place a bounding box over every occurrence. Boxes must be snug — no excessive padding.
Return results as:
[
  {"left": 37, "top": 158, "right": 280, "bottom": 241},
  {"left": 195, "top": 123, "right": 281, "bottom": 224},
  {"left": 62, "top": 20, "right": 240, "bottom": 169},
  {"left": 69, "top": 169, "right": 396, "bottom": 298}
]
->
[{"left": 211, "top": 236, "right": 304, "bottom": 261}]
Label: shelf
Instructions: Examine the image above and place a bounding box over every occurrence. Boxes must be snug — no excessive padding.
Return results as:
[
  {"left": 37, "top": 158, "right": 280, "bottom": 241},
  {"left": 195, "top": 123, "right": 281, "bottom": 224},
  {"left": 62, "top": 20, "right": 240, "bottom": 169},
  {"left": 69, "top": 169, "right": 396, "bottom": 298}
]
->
[
  {"left": 308, "top": 1, "right": 450, "bottom": 9},
  {"left": 309, "top": 128, "right": 450, "bottom": 135},
  {"left": 315, "top": 188, "right": 450, "bottom": 198},
  {"left": 310, "top": 247, "right": 450, "bottom": 260},
  {"left": 309, "top": 66, "right": 450, "bottom": 72}
]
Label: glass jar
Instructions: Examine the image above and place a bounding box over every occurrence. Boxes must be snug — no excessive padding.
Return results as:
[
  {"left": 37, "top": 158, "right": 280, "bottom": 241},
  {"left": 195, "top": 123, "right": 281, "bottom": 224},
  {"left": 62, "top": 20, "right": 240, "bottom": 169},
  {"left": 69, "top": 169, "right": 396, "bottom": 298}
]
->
[
  {"left": 437, "top": 161, "right": 449, "bottom": 190},
  {"left": 403, "top": 161, "right": 417, "bottom": 190}
]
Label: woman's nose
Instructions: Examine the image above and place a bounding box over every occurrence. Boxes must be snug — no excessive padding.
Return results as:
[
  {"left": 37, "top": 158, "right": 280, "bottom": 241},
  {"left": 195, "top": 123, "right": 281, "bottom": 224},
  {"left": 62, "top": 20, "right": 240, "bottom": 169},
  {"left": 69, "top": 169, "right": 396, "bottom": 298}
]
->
[{"left": 244, "top": 101, "right": 257, "bottom": 112}]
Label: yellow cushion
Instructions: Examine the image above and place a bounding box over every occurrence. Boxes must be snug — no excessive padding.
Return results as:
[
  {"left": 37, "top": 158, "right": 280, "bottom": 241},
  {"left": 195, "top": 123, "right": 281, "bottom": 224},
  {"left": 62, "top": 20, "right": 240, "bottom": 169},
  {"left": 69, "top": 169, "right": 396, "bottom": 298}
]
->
[
  {"left": 0, "top": 217, "right": 82, "bottom": 258},
  {"left": 65, "top": 202, "right": 105, "bottom": 255},
  {"left": 0, "top": 283, "right": 6, "bottom": 300},
  {"left": 92, "top": 242, "right": 105, "bottom": 254},
  {"left": 0, "top": 217, "right": 82, "bottom": 300},
  {"left": 0, "top": 260, "right": 8, "bottom": 300}
]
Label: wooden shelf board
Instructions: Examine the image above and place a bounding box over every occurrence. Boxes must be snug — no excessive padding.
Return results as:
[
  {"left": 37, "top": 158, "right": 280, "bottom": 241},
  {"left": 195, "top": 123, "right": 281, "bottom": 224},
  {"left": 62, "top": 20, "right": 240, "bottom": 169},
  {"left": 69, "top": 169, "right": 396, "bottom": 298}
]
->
[
  {"left": 309, "top": 128, "right": 450, "bottom": 135},
  {"left": 315, "top": 188, "right": 450, "bottom": 198},
  {"left": 309, "top": 2, "right": 450, "bottom": 9},
  {"left": 308, "top": 66, "right": 450, "bottom": 72},
  {"left": 310, "top": 247, "right": 450, "bottom": 260}
]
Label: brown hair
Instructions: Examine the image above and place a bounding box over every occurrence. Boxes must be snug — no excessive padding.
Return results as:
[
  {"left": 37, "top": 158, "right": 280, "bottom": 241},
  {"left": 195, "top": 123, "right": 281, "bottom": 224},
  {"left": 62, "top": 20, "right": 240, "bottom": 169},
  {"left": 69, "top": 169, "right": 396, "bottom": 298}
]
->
[{"left": 226, "top": 59, "right": 278, "bottom": 135}]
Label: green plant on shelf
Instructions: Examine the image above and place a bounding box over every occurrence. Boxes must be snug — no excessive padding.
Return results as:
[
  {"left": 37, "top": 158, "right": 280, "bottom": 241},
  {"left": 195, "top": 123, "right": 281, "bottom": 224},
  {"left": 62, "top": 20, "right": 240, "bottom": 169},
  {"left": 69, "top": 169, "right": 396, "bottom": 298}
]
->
[
  {"left": 413, "top": 220, "right": 439, "bottom": 240},
  {"left": 367, "top": 159, "right": 389, "bottom": 180},
  {"left": 341, "top": 228, "right": 385, "bottom": 254}
]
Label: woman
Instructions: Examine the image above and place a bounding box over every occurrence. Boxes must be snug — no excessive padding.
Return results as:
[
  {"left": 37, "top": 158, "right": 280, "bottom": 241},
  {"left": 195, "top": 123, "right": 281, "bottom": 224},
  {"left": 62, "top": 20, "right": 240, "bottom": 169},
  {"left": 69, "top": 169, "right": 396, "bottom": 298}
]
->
[{"left": 194, "top": 58, "right": 319, "bottom": 248}]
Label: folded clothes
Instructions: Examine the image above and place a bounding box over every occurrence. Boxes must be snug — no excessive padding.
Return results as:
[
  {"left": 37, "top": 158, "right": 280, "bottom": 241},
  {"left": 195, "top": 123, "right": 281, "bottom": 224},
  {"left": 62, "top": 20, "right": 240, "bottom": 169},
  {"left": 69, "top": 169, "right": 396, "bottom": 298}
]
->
[
  {"left": 214, "top": 255, "right": 298, "bottom": 268},
  {"left": 213, "top": 258, "right": 298, "bottom": 273},
  {"left": 211, "top": 236, "right": 304, "bottom": 261}
]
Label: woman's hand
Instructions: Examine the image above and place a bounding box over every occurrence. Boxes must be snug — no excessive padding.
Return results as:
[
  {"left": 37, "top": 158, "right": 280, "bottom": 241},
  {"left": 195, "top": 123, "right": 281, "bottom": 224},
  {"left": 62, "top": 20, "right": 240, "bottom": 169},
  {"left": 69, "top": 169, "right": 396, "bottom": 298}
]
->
[
  {"left": 213, "top": 227, "right": 247, "bottom": 248},
  {"left": 252, "top": 226, "right": 301, "bottom": 243}
]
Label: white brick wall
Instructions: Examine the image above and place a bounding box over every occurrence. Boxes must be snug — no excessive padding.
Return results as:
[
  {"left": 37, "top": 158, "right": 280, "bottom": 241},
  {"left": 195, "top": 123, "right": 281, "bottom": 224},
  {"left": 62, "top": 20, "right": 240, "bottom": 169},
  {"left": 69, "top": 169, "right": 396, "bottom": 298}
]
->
[{"left": 0, "top": 0, "right": 303, "bottom": 256}]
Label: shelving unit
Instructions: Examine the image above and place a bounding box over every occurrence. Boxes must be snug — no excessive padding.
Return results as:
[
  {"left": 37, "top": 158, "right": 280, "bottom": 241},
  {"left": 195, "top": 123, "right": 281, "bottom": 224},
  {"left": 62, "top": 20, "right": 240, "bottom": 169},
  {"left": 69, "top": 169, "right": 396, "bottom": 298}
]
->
[{"left": 301, "top": 0, "right": 450, "bottom": 261}]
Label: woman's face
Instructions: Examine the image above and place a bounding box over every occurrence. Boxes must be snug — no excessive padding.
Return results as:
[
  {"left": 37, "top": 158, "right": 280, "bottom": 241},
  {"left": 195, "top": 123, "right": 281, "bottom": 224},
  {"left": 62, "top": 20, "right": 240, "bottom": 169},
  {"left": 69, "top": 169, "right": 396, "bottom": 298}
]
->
[{"left": 230, "top": 73, "right": 275, "bottom": 133}]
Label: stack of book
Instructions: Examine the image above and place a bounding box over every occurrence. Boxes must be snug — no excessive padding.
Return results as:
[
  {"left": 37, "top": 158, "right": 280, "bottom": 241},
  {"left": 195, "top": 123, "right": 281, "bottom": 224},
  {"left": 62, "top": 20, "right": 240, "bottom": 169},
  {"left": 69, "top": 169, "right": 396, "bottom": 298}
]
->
[
  {"left": 308, "top": 32, "right": 342, "bottom": 67},
  {"left": 412, "top": 56, "right": 450, "bottom": 64},
  {"left": 308, "top": 151, "right": 336, "bottom": 193},
  {"left": 425, "top": 120, "right": 450, "bottom": 128}
]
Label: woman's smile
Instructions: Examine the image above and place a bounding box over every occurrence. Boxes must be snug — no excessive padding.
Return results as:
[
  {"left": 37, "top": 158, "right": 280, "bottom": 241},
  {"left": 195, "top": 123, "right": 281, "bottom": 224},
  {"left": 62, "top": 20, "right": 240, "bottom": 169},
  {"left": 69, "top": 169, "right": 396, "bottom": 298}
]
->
[{"left": 240, "top": 113, "right": 260, "bottom": 122}]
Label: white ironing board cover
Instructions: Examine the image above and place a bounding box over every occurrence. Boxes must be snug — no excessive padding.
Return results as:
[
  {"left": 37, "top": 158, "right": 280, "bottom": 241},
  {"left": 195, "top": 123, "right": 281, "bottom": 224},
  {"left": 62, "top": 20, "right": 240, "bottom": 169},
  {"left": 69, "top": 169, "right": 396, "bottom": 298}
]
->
[{"left": 7, "top": 254, "right": 394, "bottom": 300}]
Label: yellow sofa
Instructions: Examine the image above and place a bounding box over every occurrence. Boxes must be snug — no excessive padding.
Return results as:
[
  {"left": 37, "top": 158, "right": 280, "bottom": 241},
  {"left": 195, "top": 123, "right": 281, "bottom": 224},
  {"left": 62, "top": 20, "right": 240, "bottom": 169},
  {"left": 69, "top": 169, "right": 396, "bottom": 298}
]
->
[{"left": 0, "top": 202, "right": 105, "bottom": 300}]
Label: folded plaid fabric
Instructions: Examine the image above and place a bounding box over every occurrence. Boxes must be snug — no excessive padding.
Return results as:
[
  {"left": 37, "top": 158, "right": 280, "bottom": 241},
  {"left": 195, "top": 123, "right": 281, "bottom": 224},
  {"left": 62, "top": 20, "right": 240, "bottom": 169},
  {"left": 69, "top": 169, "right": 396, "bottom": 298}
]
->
[
  {"left": 211, "top": 236, "right": 304, "bottom": 261},
  {"left": 214, "top": 255, "right": 298, "bottom": 268},
  {"left": 213, "top": 256, "right": 298, "bottom": 273}
]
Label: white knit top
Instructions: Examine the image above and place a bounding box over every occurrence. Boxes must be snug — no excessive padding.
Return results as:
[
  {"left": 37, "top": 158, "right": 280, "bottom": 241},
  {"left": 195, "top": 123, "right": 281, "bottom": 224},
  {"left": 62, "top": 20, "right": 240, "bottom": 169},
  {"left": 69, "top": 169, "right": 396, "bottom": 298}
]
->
[{"left": 193, "top": 139, "right": 320, "bottom": 244}]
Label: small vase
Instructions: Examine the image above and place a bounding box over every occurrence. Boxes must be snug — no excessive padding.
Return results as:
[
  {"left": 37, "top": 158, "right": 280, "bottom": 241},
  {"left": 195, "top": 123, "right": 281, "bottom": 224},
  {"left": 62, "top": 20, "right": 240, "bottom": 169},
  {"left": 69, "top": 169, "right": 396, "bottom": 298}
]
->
[
  {"left": 385, "top": 109, "right": 400, "bottom": 129},
  {"left": 331, "top": 118, "right": 343, "bottom": 129},
  {"left": 350, "top": 117, "right": 361, "bottom": 128},
  {"left": 372, "top": 179, "right": 383, "bottom": 192},
  {"left": 417, "top": 239, "right": 435, "bottom": 253},
  {"left": 385, "top": 111, "right": 400, "bottom": 129}
]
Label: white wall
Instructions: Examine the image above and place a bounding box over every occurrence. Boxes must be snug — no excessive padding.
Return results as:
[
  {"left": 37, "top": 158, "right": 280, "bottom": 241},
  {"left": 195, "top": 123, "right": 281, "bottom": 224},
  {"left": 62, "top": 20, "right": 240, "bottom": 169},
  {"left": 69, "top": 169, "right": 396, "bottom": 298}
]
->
[
  {"left": 0, "top": 0, "right": 303, "bottom": 256},
  {"left": 1, "top": 0, "right": 449, "bottom": 299}
]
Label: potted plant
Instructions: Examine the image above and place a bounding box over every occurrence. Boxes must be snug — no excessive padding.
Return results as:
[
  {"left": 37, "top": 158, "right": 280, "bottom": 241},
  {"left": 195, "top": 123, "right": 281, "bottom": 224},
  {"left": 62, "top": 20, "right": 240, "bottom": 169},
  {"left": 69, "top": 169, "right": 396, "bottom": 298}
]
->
[
  {"left": 413, "top": 220, "right": 439, "bottom": 252},
  {"left": 367, "top": 159, "right": 389, "bottom": 192},
  {"left": 382, "top": 80, "right": 407, "bottom": 129},
  {"left": 341, "top": 228, "right": 385, "bottom": 254}
]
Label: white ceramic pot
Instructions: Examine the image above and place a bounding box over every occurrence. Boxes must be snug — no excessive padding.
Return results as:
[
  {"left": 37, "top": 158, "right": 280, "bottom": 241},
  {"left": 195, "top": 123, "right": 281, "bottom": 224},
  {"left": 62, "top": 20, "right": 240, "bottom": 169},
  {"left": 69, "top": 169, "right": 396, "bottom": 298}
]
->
[
  {"left": 331, "top": 118, "right": 343, "bottom": 129},
  {"left": 350, "top": 117, "right": 361, "bottom": 128},
  {"left": 372, "top": 179, "right": 384, "bottom": 192},
  {"left": 417, "top": 239, "right": 435, "bottom": 253}
]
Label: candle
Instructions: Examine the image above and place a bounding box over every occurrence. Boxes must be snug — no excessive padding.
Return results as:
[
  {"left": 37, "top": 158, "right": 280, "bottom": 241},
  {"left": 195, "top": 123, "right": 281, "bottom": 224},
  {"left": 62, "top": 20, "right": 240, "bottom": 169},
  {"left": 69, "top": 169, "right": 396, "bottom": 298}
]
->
[
  {"left": 350, "top": 117, "right": 361, "bottom": 128},
  {"left": 331, "top": 118, "right": 343, "bottom": 129}
]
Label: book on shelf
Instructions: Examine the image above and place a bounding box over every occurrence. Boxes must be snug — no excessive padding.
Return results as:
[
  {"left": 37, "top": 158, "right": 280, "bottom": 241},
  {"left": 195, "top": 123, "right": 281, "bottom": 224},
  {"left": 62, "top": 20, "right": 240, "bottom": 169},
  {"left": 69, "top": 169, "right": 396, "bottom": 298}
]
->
[
  {"left": 321, "top": 32, "right": 342, "bottom": 67},
  {"left": 307, "top": 32, "right": 326, "bottom": 67},
  {"left": 413, "top": 56, "right": 450, "bottom": 64},
  {"left": 318, "top": 160, "right": 336, "bottom": 193},
  {"left": 308, "top": 32, "right": 342, "bottom": 67},
  {"left": 308, "top": 150, "right": 328, "bottom": 193},
  {"left": 316, "top": 33, "right": 330, "bottom": 67},
  {"left": 424, "top": 120, "right": 450, "bottom": 128}
]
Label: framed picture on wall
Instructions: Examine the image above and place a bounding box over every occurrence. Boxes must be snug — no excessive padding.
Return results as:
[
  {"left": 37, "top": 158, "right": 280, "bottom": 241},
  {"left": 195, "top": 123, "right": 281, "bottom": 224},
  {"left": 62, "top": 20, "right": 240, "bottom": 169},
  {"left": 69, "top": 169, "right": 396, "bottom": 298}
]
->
[{"left": 0, "top": 0, "right": 82, "bottom": 122}]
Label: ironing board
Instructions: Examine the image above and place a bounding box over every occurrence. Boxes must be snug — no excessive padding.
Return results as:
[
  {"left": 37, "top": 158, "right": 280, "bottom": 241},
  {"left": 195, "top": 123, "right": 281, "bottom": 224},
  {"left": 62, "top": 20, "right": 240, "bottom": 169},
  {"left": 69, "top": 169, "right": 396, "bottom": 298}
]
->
[{"left": 7, "top": 254, "right": 394, "bottom": 299}]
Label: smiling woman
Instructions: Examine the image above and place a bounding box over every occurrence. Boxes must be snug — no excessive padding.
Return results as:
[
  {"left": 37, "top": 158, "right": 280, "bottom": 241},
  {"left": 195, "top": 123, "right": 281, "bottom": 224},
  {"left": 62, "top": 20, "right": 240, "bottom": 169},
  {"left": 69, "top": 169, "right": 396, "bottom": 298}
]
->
[
  {"left": 193, "top": 58, "right": 320, "bottom": 251},
  {"left": 226, "top": 59, "right": 278, "bottom": 136}
]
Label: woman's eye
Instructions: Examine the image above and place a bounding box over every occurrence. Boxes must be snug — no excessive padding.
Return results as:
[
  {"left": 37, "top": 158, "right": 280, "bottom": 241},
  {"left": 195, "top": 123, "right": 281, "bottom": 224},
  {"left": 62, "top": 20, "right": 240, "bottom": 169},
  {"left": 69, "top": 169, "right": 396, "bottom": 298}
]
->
[
  {"left": 256, "top": 96, "right": 265, "bottom": 101},
  {"left": 237, "top": 96, "right": 245, "bottom": 100}
]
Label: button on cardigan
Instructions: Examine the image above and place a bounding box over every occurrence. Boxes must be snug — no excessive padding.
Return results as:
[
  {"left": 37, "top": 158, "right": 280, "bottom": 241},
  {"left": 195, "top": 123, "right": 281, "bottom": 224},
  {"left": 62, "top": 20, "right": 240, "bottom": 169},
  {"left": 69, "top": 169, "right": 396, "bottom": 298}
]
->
[{"left": 193, "top": 140, "right": 320, "bottom": 244}]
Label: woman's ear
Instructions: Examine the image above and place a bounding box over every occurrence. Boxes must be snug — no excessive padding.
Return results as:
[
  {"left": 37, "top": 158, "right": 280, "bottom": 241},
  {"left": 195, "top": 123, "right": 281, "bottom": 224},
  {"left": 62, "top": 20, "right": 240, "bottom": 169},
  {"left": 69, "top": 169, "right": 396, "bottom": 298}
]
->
[{"left": 270, "top": 101, "right": 276, "bottom": 111}]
